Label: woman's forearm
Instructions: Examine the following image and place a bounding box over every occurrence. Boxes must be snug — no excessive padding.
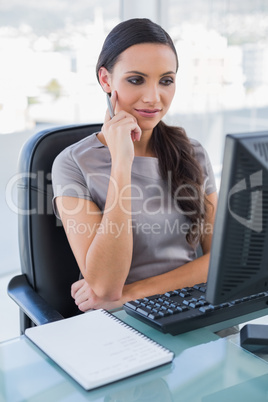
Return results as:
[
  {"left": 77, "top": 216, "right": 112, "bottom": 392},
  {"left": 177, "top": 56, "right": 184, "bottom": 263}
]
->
[
  {"left": 81, "top": 105, "right": 141, "bottom": 300},
  {"left": 122, "top": 253, "right": 210, "bottom": 303},
  {"left": 84, "top": 165, "right": 133, "bottom": 300},
  {"left": 70, "top": 254, "right": 210, "bottom": 312}
]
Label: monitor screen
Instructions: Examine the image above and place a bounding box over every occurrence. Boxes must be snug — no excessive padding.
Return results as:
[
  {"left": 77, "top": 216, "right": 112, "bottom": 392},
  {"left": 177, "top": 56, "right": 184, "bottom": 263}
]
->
[{"left": 206, "top": 131, "right": 268, "bottom": 305}]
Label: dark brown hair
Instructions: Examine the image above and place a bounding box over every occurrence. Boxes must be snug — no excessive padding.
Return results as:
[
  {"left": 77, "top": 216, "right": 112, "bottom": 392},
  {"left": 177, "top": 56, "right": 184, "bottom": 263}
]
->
[
  {"left": 96, "top": 18, "right": 210, "bottom": 245},
  {"left": 150, "top": 121, "right": 209, "bottom": 245}
]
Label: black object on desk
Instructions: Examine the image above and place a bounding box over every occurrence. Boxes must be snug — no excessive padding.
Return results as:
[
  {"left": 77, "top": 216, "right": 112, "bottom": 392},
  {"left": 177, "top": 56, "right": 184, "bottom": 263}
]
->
[{"left": 240, "top": 324, "right": 268, "bottom": 354}]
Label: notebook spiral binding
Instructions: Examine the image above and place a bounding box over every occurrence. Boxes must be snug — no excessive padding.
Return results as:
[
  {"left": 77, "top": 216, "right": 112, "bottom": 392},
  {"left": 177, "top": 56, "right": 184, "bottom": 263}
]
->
[{"left": 102, "top": 309, "right": 173, "bottom": 354}]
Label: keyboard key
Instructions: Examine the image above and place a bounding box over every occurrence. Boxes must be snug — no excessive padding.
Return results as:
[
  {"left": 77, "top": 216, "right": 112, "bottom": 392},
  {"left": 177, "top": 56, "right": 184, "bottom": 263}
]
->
[
  {"left": 182, "top": 300, "right": 190, "bottom": 306},
  {"left": 167, "top": 309, "right": 175, "bottom": 314},
  {"left": 189, "top": 302, "right": 199, "bottom": 308},
  {"left": 231, "top": 299, "right": 242, "bottom": 305},
  {"left": 198, "top": 300, "right": 208, "bottom": 306},
  {"left": 148, "top": 313, "right": 162, "bottom": 320},
  {"left": 164, "top": 291, "right": 173, "bottom": 297},
  {"left": 159, "top": 310, "right": 170, "bottom": 317},
  {"left": 176, "top": 305, "right": 189, "bottom": 312},
  {"left": 124, "top": 301, "right": 138, "bottom": 310},
  {"left": 165, "top": 290, "right": 179, "bottom": 297},
  {"left": 199, "top": 306, "right": 214, "bottom": 313},
  {"left": 170, "top": 308, "right": 181, "bottom": 314},
  {"left": 136, "top": 308, "right": 149, "bottom": 317},
  {"left": 220, "top": 303, "right": 230, "bottom": 308}
]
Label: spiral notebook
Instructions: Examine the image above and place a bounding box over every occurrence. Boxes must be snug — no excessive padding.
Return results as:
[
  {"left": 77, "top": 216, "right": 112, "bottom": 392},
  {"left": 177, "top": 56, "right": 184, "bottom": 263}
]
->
[{"left": 25, "top": 309, "right": 174, "bottom": 390}]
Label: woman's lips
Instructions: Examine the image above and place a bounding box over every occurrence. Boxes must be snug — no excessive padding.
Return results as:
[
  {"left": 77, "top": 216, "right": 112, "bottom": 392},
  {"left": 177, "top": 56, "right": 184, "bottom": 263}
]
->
[{"left": 135, "top": 108, "right": 161, "bottom": 118}]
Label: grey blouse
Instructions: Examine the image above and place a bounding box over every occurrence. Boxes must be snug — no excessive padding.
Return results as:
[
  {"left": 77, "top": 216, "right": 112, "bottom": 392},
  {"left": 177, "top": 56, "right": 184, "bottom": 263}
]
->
[{"left": 52, "top": 132, "right": 217, "bottom": 284}]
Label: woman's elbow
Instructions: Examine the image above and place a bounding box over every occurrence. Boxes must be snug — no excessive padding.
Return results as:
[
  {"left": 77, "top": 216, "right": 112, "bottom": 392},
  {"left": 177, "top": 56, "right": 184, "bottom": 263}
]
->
[{"left": 96, "top": 286, "right": 123, "bottom": 302}]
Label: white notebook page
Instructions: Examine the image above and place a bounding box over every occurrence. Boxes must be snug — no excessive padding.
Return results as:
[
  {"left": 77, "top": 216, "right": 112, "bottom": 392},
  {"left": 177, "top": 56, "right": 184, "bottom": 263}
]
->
[{"left": 25, "top": 309, "right": 174, "bottom": 390}]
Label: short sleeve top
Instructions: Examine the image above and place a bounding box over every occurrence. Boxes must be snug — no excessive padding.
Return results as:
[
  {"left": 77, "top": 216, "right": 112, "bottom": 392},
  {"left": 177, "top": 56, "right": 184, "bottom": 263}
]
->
[{"left": 52, "top": 132, "right": 217, "bottom": 284}]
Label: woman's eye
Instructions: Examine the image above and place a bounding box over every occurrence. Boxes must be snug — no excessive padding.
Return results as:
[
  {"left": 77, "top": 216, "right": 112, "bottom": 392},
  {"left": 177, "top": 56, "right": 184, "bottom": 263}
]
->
[
  {"left": 127, "top": 76, "right": 144, "bottom": 85},
  {"left": 160, "top": 77, "right": 174, "bottom": 86}
]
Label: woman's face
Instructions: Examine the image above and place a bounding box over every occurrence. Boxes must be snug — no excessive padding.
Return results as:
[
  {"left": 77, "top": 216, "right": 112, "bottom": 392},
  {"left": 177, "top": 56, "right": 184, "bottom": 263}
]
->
[{"left": 106, "top": 43, "right": 177, "bottom": 134}]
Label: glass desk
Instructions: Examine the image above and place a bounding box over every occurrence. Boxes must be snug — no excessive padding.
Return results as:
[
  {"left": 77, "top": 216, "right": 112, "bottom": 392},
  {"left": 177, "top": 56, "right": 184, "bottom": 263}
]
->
[{"left": 1, "top": 310, "right": 268, "bottom": 402}]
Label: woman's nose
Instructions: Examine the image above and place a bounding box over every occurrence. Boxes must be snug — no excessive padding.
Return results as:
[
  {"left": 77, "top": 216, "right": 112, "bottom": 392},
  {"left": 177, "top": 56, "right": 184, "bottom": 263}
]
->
[{"left": 142, "top": 85, "right": 160, "bottom": 103}]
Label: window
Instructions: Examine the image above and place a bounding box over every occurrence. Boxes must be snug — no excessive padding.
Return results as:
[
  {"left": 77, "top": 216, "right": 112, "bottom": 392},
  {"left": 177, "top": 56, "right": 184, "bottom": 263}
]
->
[
  {"left": 0, "top": 0, "right": 120, "bottom": 276},
  {"left": 1, "top": 0, "right": 268, "bottom": 277},
  {"left": 166, "top": 0, "right": 268, "bottom": 181}
]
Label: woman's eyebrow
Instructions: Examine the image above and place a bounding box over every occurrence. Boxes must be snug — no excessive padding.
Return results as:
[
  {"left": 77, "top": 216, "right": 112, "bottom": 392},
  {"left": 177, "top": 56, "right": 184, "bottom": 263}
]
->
[
  {"left": 124, "top": 70, "right": 147, "bottom": 76},
  {"left": 124, "top": 70, "right": 176, "bottom": 77},
  {"left": 160, "top": 71, "right": 176, "bottom": 76}
]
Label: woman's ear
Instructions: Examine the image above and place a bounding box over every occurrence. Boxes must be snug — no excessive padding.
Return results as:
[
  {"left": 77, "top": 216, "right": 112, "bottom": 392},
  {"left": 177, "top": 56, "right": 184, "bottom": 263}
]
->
[{"left": 98, "top": 67, "right": 112, "bottom": 94}]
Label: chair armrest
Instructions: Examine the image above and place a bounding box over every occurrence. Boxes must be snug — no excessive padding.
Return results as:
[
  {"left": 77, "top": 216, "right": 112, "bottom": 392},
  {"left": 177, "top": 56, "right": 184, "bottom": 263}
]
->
[{"left": 7, "top": 274, "right": 64, "bottom": 326}]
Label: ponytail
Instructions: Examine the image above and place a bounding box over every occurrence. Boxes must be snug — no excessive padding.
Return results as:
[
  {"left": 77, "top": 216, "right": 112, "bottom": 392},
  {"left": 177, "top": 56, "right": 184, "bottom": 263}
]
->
[{"left": 150, "top": 121, "right": 211, "bottom": 246}]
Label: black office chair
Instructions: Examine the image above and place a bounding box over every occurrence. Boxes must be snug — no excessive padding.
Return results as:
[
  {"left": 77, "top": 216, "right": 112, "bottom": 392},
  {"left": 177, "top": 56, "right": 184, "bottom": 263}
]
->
[{"left": 7, "top": 123, "right": 102, "bottom": 334}]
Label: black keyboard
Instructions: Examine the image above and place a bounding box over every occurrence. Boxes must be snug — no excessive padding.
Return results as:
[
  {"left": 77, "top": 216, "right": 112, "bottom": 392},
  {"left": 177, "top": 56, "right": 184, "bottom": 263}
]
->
[{"left": 123, "top": 283, "right": 268, "bottom": 335}]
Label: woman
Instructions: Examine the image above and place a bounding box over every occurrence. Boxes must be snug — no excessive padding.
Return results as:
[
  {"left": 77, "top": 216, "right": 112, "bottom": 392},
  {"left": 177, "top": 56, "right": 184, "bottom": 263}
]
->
[{"left": 52, "top": 18, "right": 217, "bottom": 312}]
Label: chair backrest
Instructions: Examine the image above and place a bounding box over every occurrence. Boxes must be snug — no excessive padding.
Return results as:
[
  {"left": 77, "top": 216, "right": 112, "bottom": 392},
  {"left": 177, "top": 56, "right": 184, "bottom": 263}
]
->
[{"left": 17, "top": 124, "right": 102, "bottom": 325}]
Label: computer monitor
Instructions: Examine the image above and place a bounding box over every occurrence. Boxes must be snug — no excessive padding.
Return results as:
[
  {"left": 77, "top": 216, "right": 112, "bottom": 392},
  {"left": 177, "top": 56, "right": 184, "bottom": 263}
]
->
[{"left": 206, "top": 131, "right": 268, "bottom": 305}]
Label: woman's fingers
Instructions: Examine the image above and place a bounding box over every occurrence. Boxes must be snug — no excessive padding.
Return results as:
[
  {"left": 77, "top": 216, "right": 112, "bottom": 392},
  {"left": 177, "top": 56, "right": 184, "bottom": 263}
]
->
[
  {"left": 71, "top": 279, "right": 85, "bottom": 298},
  {"left": 77, "top": 300, "right": 93, "bottom": 312},
  {"left": 74, "top": 291, "right": 89, "bottom": 307},
  {"left": 103, "top": 90, "right": 141, "bottom": 143},
  {"left": 72, "top": 281, "right": 94, "bottom": 306},
  {"left": 101, "top": 92, "right": 142, "bottom": 163},
  {"left": 131, "top": 126, "right": 142, "bottom": 142},
  {"left": 103, "top": 112, "right": 141, "bottom": 144}
]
